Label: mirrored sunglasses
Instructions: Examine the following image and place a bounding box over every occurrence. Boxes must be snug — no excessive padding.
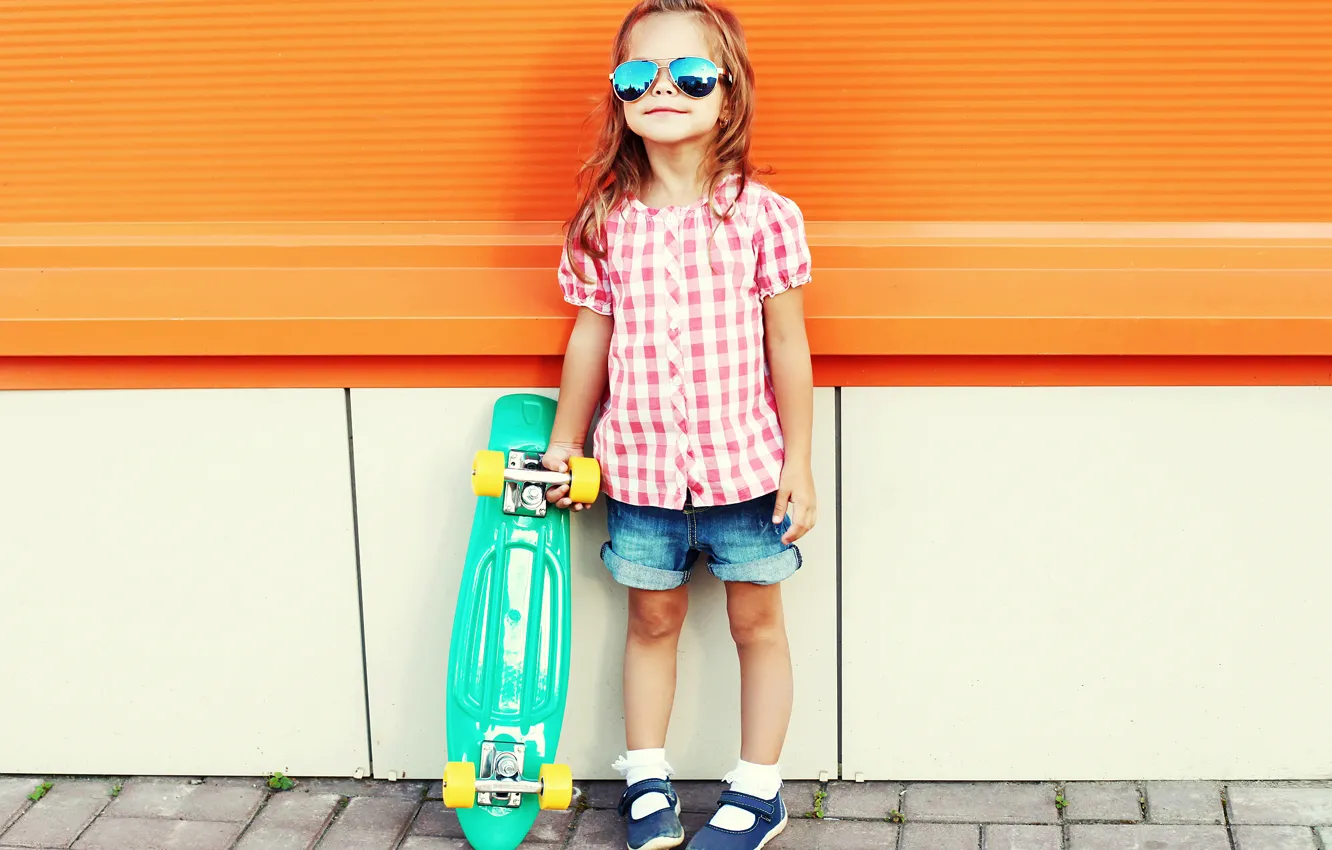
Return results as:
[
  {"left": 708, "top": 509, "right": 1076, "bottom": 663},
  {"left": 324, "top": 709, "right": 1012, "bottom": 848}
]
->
[{"left": 609, "top": 56, "right": 727, "bottom": 103}]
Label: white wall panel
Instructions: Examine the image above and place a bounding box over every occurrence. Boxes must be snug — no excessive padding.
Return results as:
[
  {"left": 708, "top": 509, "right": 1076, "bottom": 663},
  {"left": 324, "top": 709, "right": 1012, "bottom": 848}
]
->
[
  {"left": 841, "top": 387, "right": 1332, "bottom": 780},
  {"left": 0, "top": 389, "right": 368, "bottom": 777},
  {"left": 352, "top": 388, "right": 837, "bottom": 780}
]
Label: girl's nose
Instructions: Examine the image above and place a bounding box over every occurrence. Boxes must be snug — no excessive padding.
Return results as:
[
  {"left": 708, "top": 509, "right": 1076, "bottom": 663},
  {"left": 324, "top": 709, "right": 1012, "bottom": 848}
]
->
[{"left": 651, "top": 65, "right": 678, "bottom": 96}]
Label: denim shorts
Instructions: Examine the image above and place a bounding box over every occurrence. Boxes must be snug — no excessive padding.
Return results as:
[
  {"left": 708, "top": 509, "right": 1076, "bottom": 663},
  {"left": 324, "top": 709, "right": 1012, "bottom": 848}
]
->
[{"left": 601, "top": 490, "right": 802, "bottom": 591}]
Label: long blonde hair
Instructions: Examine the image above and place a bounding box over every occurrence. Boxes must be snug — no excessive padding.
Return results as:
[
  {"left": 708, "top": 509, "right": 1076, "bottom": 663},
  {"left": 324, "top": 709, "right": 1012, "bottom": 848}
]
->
[{"left": 564, "top": 0, "right": 758, "bottom": 284}]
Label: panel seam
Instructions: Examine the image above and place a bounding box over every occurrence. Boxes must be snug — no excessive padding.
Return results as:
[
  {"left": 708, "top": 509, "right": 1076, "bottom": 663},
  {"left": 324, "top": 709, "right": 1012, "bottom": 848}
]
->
[
  {"left": 835, "top": 386, "right": 844, "bottom": 781},
  {"left": 344, "top": 388, "right": 376, "bottom": 777}
]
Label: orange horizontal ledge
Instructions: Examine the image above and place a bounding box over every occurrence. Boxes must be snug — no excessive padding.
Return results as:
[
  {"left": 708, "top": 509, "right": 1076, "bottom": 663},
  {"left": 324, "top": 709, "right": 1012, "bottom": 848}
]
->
[
  {"left": 2, "top": 223, "right": 1331, "bottom": 373},
  {"left": 3, "top": 355, "right": 1331, "bottom": 391}
]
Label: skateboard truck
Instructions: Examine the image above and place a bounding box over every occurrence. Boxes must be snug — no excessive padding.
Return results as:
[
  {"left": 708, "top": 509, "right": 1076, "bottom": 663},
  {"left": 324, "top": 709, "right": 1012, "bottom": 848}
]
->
[
  {"left": 478, "top": 742, "right": 529, "bottom": 807},
  {"left": 442, "top": 742, "right": 574, "bottom": 811},
  {"left": 471, "top": 449, "right": 600, "bottom": 517}
]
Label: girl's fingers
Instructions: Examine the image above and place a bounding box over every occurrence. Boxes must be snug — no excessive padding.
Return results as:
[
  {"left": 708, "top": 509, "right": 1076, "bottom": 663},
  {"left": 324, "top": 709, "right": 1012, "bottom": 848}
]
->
[
  {"left": 782, "top": 503, "right": 816, "bottom": 544},
  {"left": 541, "top": 452, "right": 569, "bottom": 473}
]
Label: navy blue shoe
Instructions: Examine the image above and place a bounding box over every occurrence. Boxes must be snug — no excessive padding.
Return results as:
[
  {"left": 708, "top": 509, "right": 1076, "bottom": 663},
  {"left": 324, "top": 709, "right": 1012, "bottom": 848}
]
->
[
  {"left": 685, "top": 790, "right": 788, "bottom": 850},
  {"left": 619, "top": 778, "right": 685, "bottom": 850}
]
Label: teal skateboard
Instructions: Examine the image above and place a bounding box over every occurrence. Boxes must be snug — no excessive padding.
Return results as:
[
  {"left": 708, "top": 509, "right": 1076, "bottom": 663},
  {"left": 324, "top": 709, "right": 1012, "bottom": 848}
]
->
[{"left": 440, "top": 393, "right": 600, "bottom": 850}]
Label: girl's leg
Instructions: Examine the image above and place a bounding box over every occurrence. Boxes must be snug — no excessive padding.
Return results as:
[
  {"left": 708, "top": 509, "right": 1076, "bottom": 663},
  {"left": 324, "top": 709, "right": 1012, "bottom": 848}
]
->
[
  {"left": 706, "top": 580, "right": 791, "bottom": 833},
  {"left": 724, "top": 581, "right": 793, "bottom": 763},
  {"left": 619, "top": 584, "right": 690, "bottom": 822},
  {"left": 624, "top": 584, "right": 690, "bottom": 748}
]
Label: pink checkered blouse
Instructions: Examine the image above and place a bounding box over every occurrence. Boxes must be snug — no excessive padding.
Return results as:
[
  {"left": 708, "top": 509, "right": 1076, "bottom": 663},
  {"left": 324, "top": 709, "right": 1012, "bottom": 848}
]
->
[{"left": 558, "top": 174, "right": 812, "bottom": 510}]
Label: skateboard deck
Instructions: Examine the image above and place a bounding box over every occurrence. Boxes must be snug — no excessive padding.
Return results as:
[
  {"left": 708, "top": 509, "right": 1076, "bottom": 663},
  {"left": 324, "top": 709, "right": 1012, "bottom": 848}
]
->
[{"left": 441, "top": 393, "right": 598, "bottom": 850}]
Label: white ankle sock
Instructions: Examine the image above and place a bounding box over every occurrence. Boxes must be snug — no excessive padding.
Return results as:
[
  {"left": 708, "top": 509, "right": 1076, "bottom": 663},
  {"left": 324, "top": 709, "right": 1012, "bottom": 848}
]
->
[
  {"left": 612, "top": 748, "right": 673, "bottom": 820},
  {"left": 710, "top": 759, "right": 782, "bottom": 831}
]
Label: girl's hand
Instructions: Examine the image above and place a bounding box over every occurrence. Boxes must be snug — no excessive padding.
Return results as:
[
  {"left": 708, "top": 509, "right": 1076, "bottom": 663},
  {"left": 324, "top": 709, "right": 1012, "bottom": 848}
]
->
[
  {"left": 773, "top": 462, "right": 817, "bottom": 544},
  {"left": 542, "top": 441, "right": 589, "bottom": 511}
]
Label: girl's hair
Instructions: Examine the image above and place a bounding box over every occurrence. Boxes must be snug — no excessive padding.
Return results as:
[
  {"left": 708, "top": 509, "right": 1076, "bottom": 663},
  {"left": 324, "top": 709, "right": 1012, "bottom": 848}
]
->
[{"left": 564, "top": 0, "right": 758, "bottom": 284}]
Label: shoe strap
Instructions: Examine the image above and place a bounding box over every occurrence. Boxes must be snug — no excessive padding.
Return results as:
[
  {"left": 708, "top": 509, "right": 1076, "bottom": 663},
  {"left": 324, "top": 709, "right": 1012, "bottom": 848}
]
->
[
  {"left": 717, "top": 789, "right": 778, "bottom": 822},
  {"left": 618, "top": 778, "right": 676, "bottom": 817}
]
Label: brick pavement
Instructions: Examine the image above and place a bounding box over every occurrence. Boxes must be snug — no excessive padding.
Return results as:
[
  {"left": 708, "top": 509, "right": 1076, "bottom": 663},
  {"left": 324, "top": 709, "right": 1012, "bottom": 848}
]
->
[{"left": 1, "top": 775, "right": 1330, "bottom": 849}]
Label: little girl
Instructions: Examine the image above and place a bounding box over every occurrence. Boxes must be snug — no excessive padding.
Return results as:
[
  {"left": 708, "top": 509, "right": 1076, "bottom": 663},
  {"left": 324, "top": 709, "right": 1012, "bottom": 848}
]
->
[{"left": 542, "top": 1, "right": 815, "bottom": 848}]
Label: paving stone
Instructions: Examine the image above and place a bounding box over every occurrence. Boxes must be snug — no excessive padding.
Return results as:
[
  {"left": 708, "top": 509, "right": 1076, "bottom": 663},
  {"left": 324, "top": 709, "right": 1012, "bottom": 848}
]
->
[
  {"left": 566, "top": 810, "right": 626, "bottom": 849},
  {"left": 777, "top": 783, "right": 824, "bottom": 819},
  {"left": 905, "top": 783, "right": 1059, "bottom": 824},
  {"left": 1068, "top": 824, "right": 1231, "bottom": 850},
  {"left": 1234, "top": 826, "right": 1319, "bottom": 850},
  {"left": 203, "top": 777, "right": 271, "bottom": 789},
  {"left": 71, "top": 818, "right": 241, "bottom": 850},
  {"left": 232, "top": 793, "right": 340, "bottom": 850},
  {"left": 1144, "top": 782, "right": 1225, "bottom": 824},
  {"left": 406, "top": 803, "right": 465, "bottom": 839},
  {"left": 0, "top": 778, "right": 33, "bottom": 832},
  {"left": 398, "top": 839, "right": 471, "bottom": 850},
  {"left": 579, "top": 781, "right": 623, "bottom": 810},
  {"left": 984, "top": 824, "right": 1063, "bottom": 850},
  {"left": 313, "top": 797, "right": 418, "bottom": 850},
  {"left": 1, "top": 781, "right": 112, "bottom": 849},
  {"left": 106, "top": 778, "right": 265, "bottom": 822},
  {"left": 673, "top": 781, "right": 731, "bottom": 814},
  {"left": 780, "top": 818, "right": 900, "bottom": 849},
  {"left": 407, "top": 800, "right": 574, "bottom": 843},
  {"left": 1063, "top": 782, "right": 1144, "bottom": 822},
  {"left": 1229, "top": 787, "right": 1332, "bottom": 825},
  {"left": 294, "top": 779, "right": 428, "bottom": 800},
  {"left": 821, "top": 782, "right": 903, "bottom": 819},
  {"left": 901, "top": 822, "right": 979, "bottom": 850},
  {"left": 1318, "top": 826, "right": 1332, "bottom": 848}
]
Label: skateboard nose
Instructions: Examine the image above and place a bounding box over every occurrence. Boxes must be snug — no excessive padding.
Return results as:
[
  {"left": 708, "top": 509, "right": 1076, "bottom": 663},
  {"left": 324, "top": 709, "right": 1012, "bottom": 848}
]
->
[{"left": 522, "top": 399, "right": 543, "bottom": 425}]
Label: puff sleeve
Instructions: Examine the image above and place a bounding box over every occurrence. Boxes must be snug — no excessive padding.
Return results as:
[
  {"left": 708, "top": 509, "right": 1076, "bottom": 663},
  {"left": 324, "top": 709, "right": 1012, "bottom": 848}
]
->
[
  {"left": 753, "top": 191, "right": 813, "bottom": 300},
  {"left": 557, "top": 238, "right": 613, "bottom": 316}
]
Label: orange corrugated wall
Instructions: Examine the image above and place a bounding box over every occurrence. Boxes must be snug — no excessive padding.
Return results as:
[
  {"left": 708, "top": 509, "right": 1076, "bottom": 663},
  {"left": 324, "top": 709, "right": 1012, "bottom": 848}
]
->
[{"left": 2, "top": 0, "right": 1329, "bottom": 224}]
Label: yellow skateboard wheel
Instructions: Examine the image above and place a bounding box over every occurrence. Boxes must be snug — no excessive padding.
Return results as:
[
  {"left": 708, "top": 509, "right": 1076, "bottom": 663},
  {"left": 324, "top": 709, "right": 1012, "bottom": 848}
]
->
[
  {"left": 566, "top": 456, "right": 600, "bottom": 505},
  {"left": 442, "top": 762, "right": 476, "bottom": 809},
  {"left": 471, "top": 450, "right": 506, "bottom": 498},
  {"left": 538, "top": 763, "right": 574, "bottom": 810}
]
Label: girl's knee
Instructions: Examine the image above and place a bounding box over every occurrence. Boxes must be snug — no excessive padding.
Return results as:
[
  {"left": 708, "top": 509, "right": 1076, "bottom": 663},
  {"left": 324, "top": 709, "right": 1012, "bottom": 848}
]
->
[
  {"left": 627, "top": 589, "right": 688, "bottom": 642},
  {"left": 726, "top": 587, "right": 787, "bottom": 647}
]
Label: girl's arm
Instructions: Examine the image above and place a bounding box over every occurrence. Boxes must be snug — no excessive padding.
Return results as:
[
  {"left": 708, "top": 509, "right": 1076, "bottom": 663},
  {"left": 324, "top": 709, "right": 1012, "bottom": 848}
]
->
[
  {"left": 544, "top": 306, "right": 614, "bottom": 510},
  {"left": 764, "top": 286, "right": 816, "bottom": 543}
]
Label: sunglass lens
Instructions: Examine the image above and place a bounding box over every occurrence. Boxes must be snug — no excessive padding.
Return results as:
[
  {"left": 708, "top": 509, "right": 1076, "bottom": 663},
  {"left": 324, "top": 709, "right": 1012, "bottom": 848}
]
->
[
  {"left": 669, "top": 57, "right": 719, "bottom": 98},
  {"left": 611, "top": 60, "right": 658, "bottom": 102}
]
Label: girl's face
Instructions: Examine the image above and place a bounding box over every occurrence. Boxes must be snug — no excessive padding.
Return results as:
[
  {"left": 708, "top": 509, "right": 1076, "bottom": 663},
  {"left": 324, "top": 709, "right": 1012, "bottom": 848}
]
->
[{"left": 621, "top": 12, "right": 726, "bottom": 147}]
